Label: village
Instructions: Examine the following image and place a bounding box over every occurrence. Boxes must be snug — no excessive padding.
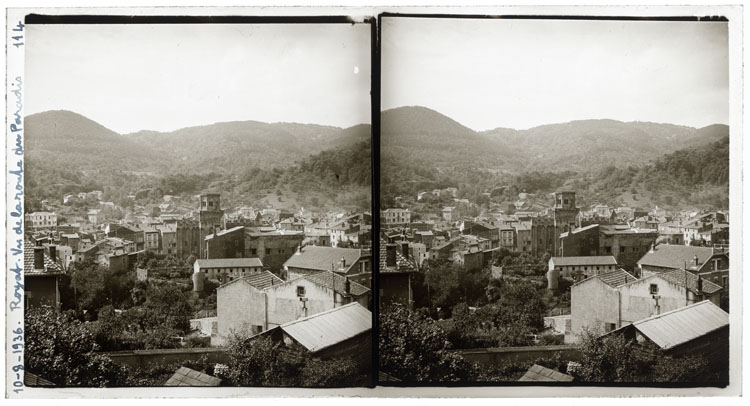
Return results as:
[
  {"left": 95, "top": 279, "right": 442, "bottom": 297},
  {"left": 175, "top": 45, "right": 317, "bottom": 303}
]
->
[
  {"left": 23, "top": 190, "right": 374, "bottom": 387},
  {"left": 378, "top": 188, "right": 730, "bottom": 383}
]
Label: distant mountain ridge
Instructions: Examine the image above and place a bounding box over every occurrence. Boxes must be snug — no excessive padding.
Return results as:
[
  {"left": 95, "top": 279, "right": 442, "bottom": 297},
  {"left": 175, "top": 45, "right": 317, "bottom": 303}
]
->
[
  {"left": 26, "top": 110, "right": 371, "bottom": 174},
  {"left": 382, "top": 105, "right": 728, "bottom": 173},
  {"left": 24, "top": 110, "right": 372, "bottom": 212}
]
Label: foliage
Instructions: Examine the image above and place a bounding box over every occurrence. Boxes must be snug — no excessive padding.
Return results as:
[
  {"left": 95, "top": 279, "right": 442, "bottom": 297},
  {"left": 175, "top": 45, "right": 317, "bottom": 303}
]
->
[
  {"left": 575, "top": 329, "right": 720, "bottom": 383},
  {"left": 70, "top": 260, "right": 135, "bottom": 315},
  {"left": 439, "top": 277, "right": 548, "bottom": 349},
  {"left": 115, "top": 355, "right": 217, "bottom": 387},
  {"left": 423, "top": 259, "right": 489, "bottom": 314},
  {"left": 224, "top": 335, "right": 367, "bottom": 387},
  {"left": 87, "top": 282, "right": 194, "bottom": 351},
  {"left": 25, "top": 306, "right": 121, "bottom": 387},
  {"left": 378, "top": 303, "right": 486, "bottom": 382},
  {"left": 575, "top": 330, "right": 647, "bottom": 382}
]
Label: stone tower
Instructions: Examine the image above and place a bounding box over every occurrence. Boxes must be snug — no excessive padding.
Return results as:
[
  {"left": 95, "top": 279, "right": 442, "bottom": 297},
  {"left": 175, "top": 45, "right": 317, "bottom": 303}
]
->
[
  {"left": 198, "top": 193, "right": 224, "bottom": 259},
  {"left": 553, "top": 191, "right": 579, "bottom": 255}
]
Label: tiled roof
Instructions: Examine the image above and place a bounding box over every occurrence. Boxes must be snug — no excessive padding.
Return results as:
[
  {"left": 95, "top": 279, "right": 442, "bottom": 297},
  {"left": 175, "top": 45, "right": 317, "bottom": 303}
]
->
[
  {"left": 518, "top": 364, "right": 574, "bottom": 382},
  {"left": 164, "top": 367, "right": 222, "bottom": 387},
  {"left": 217, "top": 271, "right": 283, "bottom": 291},
  {"left": 657, "top": 269, "right": 723, "bottom": 295},
  {"left": 379, "top": 239, "right": 416, "bottom": 273},
  {"left": 303, "top": 271, "right": 370, "bottom": 297},
  {"left": 283, "top": 246, "right": 361, "bottom": 273},
  {"left": 195, "top": 258, "right": 263, "bottom": 269},
  {"left": 24, "top": 241, "right": 63, "bottom": 275},
  {"left": 596, "top": 269, "right": 637, "bottom": 288},
  {"left": 629, "top": 300, "right": 728, "bottom": 350},
  {"left": 550, "top": 256, "right": 617, "bottom": 267},
  {"left": 279, "top": 302, "right": 371, "bottom": 353},
  {"left": 637, "top": 244, "right": 715, "bottom": 270}
]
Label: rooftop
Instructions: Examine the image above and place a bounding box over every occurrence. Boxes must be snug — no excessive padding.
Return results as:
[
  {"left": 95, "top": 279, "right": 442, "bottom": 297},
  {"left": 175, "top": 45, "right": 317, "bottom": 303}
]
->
[
  {"left": 164, "top": 367, "right": 222, "bottom": 387},
  {"left": 597, "top": 269, "right": 638, "bottom": 288},
  {"left": 518, "top": 364, "right": 574, "bottom": 382},
  {"left": 24, "top": 241, "right": 63, "bottom": 275},
  {"left": 627, "top": 300, "right": 728, "bottom": 350},
  {"left": 657, "top": 269, "right": 723, "bottom": 295},
  {"left": 217, "top": 271, "right": 283, "bottom": 291},
  {"left": 637, "top": 244, "right": 717, "bottom": 270},
  {"left": 283, "top": 245, "right": 361, "bottom": 273},
  {"left": 195, "top": 258, "right": 263, "bottom": 269},
  {"left": 550, "top": 256, "right": 617, "bottom": 267},
  {"left": 302, "top": 271, "right": 370, "bottom": 297},
  {"left": 279, "top": 302, "right": 371, "bottom": 353}
]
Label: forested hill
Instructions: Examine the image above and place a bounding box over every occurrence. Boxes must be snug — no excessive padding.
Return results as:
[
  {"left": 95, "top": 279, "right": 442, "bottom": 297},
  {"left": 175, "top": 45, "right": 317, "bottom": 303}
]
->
[
  {"left": 380, "top": 105, "right": 728, "bottom": 210},
  {"left": 382, "top": 105, "right": 728, "bottom": 174},
  {"left": 24, "top": 110, "right": 372, "bottom": 211}
]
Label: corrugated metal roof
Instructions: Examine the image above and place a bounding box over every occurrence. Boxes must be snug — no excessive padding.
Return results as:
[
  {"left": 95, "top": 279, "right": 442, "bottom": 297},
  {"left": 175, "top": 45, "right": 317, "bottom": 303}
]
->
[
  {"left": 164, "top": 367, "right": 222, "bottom": 386},
  {"left": 24, "top": 371, "right": 55, "bottom": 387},
  {"left": 550, "top": 256, "right": 617, "bottom": 267},
  {"left": 632, "top": 300, "right": 728, "bottom": 350},
  {"left": 518, "top": 364, "right": 574, "bottom": 382},
  {"left": 195, "top": 257, "right": 263, "bottom": 268},
  {"left": 280, "top": 302, "right": 371, "bottom": 353}
]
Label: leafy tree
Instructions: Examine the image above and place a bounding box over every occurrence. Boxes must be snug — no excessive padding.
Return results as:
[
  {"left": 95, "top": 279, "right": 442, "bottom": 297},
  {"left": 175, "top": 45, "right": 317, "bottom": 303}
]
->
[
  {"left": 142, "top": 283, "right": 193, "bottom": 333},
  {"left": 25, "top": 306, "right": 121, "bottom": 387},
  {"left": 379, "top": 304, "right": 482, "bottom": 382},
  {"left": 224, "top": 332, "right": 370, "bottom": 387},
  {"left": 70, "top": 260, "right": 134, "bottom": 315},
  {"left": 575, "top": 329, "right": 720, "bottom": 383}
]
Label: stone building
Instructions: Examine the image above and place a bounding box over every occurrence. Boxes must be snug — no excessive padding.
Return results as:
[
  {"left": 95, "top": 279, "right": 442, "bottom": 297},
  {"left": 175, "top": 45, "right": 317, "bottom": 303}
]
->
[
  {"left": 198, "top": 193, "right": 224, "bottom": 259},
  {"left": 552, "top": 191, "right": 580, "bottom": 255}
]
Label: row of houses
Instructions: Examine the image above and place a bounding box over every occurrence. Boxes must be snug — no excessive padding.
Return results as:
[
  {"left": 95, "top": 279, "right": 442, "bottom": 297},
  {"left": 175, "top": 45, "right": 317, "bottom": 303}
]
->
[{"left": 545, "top": 243, "right": 729, "bottom": 344}]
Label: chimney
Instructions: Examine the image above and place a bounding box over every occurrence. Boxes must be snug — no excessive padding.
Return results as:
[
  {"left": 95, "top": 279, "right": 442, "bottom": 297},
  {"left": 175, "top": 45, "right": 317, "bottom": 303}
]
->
[
  {"left": 401, "top": 241, "right": 410, "bottom": 258},
  {"left": 386, "top": 244, "right": 397, "bottom": 267},
  {"left": 34, "top": 247, "right": 45, "bottom": 270},
  {"left": 345, "top": 276, "right": 351, "bottom": 296},
  {"left": 694, "top": 254, "right": 699, "bottom": 267},
  {"left": 340, "top": 256, "right": 346, "bottom": 268},
  {"left": 697, "top": 275, "right": 704, "bottom": 294},
  {"left": 650, "top": 243, "right": 655, "bottom": 252},
  {"left": 49, "top": 245, "right": 57, "bottom": 262},
  {"left": 295, "top": 244, "right": 301, "bottom": 255}
]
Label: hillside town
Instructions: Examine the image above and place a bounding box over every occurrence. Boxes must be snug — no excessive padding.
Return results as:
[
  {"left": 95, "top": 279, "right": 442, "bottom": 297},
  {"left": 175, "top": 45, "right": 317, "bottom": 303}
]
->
[
  {"left": 23, "top": 190, "right": 373, "bottom": 387},
  {"left": 379, "top": 188, "right": 730, "bottom": 383}
]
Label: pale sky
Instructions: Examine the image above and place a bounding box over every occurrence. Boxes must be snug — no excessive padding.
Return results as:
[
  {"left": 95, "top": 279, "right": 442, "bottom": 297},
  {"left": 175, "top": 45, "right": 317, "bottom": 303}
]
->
[
  {"left": 26, "top": 23, "right": 371, "bottom": 134},
  {"left": 382, "top": 17, "right": 729, "bottom": 131}
]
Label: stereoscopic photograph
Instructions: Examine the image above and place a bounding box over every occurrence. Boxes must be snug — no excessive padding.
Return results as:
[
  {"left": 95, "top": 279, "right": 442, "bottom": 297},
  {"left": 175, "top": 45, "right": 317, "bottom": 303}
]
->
[
  {"left": 378, "top": 15, "right": 731, "bottom": 386},
  {"left": 21, "top": 19, "right": 374, "bottom": 388}
]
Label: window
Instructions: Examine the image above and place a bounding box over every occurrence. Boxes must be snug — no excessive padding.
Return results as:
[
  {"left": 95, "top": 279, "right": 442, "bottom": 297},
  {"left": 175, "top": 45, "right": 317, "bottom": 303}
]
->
[
  {"left": 605, "top": 246, "right": 612, "bottom": 253},
  {"left": 265, "top": 248, "right": 271, "bottom": 255},
  {"left": 722, "top": 276, "right": 728, "bottom": 288},
  {"left": 296, "top": 286, "right": 306, "bottom": 297},
  {"left": 251, "top": 248, "right": 257, "bottom": 256},
  {"left": 649, "top": 284, "right": 659, "bottom": 295},
  {"left": 620, "top": 246, "right": 625, "bottom": 253},
  {"left": 605, "top": 323, "right": 617, "bottom": 332}
]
